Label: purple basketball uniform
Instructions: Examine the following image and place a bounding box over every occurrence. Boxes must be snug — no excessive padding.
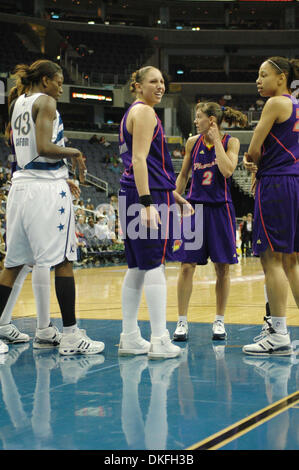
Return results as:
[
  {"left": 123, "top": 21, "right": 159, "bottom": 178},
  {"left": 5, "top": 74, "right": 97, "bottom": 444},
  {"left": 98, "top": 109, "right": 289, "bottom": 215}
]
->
[
  {"left": 118, "top": 101, "right": 183, "bottom": 270},
  {"left": 253, "top": 94, "right": 299, "bottom": 255},
  {"left": 177, "top": 134, "right": 238, "bottom": 265}
]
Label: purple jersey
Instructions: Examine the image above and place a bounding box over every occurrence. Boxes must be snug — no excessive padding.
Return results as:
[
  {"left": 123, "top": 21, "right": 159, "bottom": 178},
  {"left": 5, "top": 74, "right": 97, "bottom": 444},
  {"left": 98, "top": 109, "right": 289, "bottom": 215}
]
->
[
  {"left": 119, "top": 101, "right": 176, "bottom": 190},
  {"left": 257, "top": 94, "right": 299, "bottom": 178},
  {"left": 187, "top": 134, "right": 233, "bottom": 204}
]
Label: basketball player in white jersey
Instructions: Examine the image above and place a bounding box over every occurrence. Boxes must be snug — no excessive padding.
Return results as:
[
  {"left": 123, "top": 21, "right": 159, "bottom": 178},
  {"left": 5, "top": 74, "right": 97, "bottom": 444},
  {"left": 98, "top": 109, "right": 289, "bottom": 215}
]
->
[{"left": 0, "top": 60, "right": 104, "bottom": 356}]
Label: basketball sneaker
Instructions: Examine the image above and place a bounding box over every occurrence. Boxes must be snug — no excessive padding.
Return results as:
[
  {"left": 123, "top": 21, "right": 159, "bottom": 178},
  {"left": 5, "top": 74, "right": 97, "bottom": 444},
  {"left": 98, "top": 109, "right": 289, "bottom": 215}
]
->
[
  {"left": 33, "top": 323, "right": 62, "bottom": 349},
  {"left": 118, "top": 327, "right": 150, "bottom": 356},
  {"left": 173, "top": 320, "right": 188, "bottom": 342},
  {"left": 59, "top": 329, "right": 105, "bottom": 355},
  {"left": 148, "top": 330, "right": 181, "bottom": 360},
  {"left": 242, "top": 328, "right": 293, "bottom": 356},
  {"left": 0, "top": 339, "right": 8, "bottom": 354},
  {"left": 0, "top": 323, "right": 30, "bottom": 343},
  {"left": 212, "top": 320, "right": 227, "bottom": 340},
  {"left": 253, "top": 315, "right": 272, "bottom": 342}
]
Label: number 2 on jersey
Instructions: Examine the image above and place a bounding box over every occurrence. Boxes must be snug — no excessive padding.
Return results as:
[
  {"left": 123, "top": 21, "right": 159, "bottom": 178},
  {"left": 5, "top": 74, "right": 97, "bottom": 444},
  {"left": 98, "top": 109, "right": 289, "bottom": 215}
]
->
[{"left": 202, "top": 170, "right": 213, "bottom": 186}]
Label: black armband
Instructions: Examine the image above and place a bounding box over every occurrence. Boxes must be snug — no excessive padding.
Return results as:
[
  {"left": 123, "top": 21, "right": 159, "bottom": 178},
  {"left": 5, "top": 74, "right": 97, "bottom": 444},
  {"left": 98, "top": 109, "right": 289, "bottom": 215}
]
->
[{"left": 139, "top": 194, "right": 153, "bottom": 207}]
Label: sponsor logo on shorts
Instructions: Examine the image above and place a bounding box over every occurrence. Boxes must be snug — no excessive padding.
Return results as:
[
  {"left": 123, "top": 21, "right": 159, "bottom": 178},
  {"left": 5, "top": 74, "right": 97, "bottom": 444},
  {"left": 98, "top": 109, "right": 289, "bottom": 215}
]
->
[{"left": 173, "top": 239, "right": 182, "bottom": 252}]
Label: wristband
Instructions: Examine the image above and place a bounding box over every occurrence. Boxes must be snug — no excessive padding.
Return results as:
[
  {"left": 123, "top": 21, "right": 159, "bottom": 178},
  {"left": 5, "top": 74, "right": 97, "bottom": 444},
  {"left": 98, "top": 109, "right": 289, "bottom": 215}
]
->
[{"left": 139, "top": 194, "right": 153, "bottom": 207}]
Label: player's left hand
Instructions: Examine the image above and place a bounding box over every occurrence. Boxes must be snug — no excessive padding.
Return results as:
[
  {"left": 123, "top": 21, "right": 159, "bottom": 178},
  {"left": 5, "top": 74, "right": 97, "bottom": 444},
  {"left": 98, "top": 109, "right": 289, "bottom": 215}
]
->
[
  {"left": 72, "top": 153, "right": 87, "bottom": 183},
  {"left": 243, "top": 152, "right": 257, "bottom": 173},
  {"left": 206, "top": 122, "right": 221, "bottom": 143},
  {"left": 67, "top": 179, "right": 81, "bottom": 199},
  {"left": 173, "top": 191, "right": 194, "bottom": 217}
]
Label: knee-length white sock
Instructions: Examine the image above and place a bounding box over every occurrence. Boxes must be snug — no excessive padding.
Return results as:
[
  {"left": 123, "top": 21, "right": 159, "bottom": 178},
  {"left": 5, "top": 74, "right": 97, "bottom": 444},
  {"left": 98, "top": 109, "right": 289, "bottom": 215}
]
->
[
  {"left": 32, "top": 266, "right": 51, "bottom": 330},
  {"left": 144, "top": 264, "right": 167, "bottom": 338},
  {"left": 121, "top": 267, "right": 145, "bottom": 334}
]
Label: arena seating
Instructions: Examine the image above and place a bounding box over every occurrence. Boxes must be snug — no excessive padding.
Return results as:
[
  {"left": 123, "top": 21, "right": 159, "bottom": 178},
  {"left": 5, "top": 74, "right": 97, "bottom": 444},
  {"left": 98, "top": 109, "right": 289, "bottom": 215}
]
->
[{"left": 58, "top": 29, "right": 154, "bottom": 85}]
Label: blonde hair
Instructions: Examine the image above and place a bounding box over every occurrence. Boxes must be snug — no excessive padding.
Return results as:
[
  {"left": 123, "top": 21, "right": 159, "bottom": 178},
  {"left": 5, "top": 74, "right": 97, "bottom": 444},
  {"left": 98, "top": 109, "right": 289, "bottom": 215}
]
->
[
  {"left": 129, "top": 66, "right": 159, "bottom": 94},
  {"left": 196, "top": 101, "right": 248, "bottom": 128}
]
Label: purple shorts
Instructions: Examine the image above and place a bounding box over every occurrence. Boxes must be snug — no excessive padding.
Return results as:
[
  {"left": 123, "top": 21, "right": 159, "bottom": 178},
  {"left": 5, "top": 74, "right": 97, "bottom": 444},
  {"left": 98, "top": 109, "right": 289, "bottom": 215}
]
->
[
  {"left": 253, "top": 175, "right": 299, "bottom": 255},
  {"left": 177, "top": 201, "right": 238, "bottom": 265},
  {"left": 118, "top": 186, "right": 184, "bottom": 270}
]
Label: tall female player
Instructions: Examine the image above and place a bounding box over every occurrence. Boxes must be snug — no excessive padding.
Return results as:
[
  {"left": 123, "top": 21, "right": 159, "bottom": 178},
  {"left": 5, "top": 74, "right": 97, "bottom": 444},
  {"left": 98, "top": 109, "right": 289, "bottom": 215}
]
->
[
  {"left": 243, "top": 56, "right": 299, "bottom": 356},
  {"left": 118, "top": 66, "right": 192, "bottom": 359},
  {"left": 173, "top": 102, "right": 247, "bottom": 342}
]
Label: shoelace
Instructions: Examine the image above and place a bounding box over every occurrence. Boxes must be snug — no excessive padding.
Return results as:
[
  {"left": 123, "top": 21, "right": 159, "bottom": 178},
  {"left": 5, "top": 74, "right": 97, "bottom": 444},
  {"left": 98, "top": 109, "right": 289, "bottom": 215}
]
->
[
  {"left": 254, "top": 316, "right": 272, "bottom": 342},
  {"left": 176, "top": 321, "right": 187, "bottom": 332}
]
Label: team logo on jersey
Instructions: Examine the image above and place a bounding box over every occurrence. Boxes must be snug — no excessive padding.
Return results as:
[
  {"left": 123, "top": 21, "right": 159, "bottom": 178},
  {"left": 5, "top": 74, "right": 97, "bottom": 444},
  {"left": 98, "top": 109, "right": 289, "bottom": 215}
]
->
[
  {"left": 257, "top": 239, "right": 262, "bottom": 244},
  {"left": 173, "top": 239, "right": 182, "bottom": 252},
  {"left": 200, "top": 150, "right": 205, "bottom": 154}
]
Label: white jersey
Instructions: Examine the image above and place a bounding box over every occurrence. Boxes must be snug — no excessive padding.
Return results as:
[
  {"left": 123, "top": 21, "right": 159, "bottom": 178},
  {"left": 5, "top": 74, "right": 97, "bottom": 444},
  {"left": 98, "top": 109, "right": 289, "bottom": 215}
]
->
[{"left": 11, "top": 92, "right": 68, "bottom": 181}]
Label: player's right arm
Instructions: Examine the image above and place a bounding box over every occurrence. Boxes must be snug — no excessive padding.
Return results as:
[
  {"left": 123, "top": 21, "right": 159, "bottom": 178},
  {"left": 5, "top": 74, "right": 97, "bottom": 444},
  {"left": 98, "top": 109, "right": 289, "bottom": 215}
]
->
[
  {"left": 131, "top": 104, "right": 161, "bottom": 229},
  {"left": 175, "top": 135, "right": 197, "bottom": 195}
]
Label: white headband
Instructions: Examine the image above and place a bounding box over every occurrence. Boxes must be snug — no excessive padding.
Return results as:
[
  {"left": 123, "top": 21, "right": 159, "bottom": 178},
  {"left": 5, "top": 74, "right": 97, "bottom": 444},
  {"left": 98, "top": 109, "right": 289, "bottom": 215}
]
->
[{"left": 268, "top": 59, "right": 284, "bottom": 74}]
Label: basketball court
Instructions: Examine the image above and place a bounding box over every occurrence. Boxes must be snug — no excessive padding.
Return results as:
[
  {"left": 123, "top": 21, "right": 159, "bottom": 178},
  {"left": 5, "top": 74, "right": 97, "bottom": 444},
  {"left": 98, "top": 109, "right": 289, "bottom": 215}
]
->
[{"left": 0, "top": 257, "right": 298, "bottom": 451}]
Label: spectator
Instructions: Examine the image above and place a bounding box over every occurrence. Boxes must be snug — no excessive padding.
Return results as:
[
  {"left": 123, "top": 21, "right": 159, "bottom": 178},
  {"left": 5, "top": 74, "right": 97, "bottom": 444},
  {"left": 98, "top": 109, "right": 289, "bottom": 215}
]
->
[
  {"left": 75, "top": 231, "right": 88, "bottom": 265},
  {"left": 240, "top": 213, "right": 253, "bottom": 257},
  {"left": 104, "top": 153, "right": 111, "bottom": 167},
  {"left": 95, "top": 214, "right": 111, "bottom": 242},
  {"left": 89, "top": 134, "right": 101, "bottom": 144},
  {"left": 99, "top": 136, "right": 111, "bottom": 147},
  {"left": 75, "top": 215, "right": 87, "bottom": 234},
  {"left": 172, "top": 147, "right": 182, "bottom": 158},
  {"left": 83, "top": 216, "right": 101, "bottom": 251},
  {"left": 75, "top": 199, "right": 86, "bottom": 217},
  {"left": 85, "top": 203, "right": 94, "bottom": 212},
  {"left": 111, "top": 161, "right": 120, "bottom": 174}
]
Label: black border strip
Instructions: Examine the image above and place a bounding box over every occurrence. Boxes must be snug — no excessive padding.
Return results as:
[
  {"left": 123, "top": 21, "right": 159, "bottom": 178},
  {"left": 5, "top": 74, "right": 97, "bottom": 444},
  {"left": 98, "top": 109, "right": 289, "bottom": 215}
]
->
[{"left": 188, "top": 390, "right": 299, "bottom": 450}]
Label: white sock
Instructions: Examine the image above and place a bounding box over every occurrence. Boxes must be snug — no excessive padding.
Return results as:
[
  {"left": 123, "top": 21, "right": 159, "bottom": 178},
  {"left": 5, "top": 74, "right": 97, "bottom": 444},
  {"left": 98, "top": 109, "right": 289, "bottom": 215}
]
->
[
  {"left": 178, "top": 315, "right": 187, "bottom": 324},
  {"left": 63, "top": 324, "right": 78, "bottom": 335},
  {"left": 32, "top": 266, "right": 51, "bottom": 330},
  {"left": 264, "top": 284, "right": 268, "bottom": 304},
  {"left": 144, "top": 265, "right": 167, "bottom": 338},
  {"left": 271, "top": 316, "right": 287, "bottom": 335},
  {"left": 122, "top": 268, "right": 145, "bottom": 334},
  {"left": 0, "top": 265, "right": 32, "bottom": 326},
  {"left": 215, "top": 315, "right": 225, "bottom": 323}
]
